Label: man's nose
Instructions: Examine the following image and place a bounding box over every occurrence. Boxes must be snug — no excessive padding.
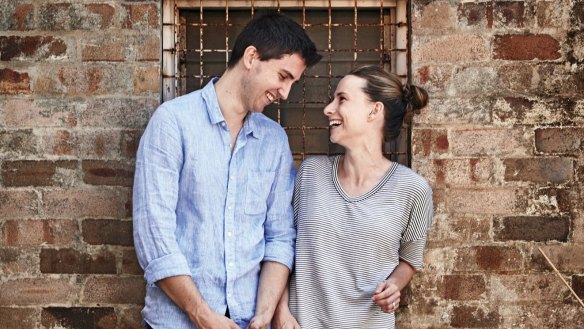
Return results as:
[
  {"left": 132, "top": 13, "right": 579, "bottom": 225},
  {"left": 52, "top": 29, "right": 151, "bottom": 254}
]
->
[{"left": 278, "top": 83, "right": 293, "bottom": 101}]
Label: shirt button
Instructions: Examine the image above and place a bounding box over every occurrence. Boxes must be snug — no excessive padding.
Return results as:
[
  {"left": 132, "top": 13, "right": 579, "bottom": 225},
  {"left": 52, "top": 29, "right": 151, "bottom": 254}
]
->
[
  {"left": 228, "top": 205, "right": 232, "bottom": 210},
  {"left": 230, "top": 175, "right": 234, "bottom": 180},
  {"left": 227, "top": 232, "right": 232, "bottom": 237},
  {"left": 227, "top": 293, "right": 231, "bottom": 297},
  {"left": 228, "top": 262, "right": 233, "bottom": 267}
]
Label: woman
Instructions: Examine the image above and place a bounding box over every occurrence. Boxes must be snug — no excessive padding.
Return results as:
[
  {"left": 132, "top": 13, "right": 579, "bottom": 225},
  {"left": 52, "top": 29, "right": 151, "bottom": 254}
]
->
[{"left": 273, "top": 65, "right": 433, "bottom": 329}]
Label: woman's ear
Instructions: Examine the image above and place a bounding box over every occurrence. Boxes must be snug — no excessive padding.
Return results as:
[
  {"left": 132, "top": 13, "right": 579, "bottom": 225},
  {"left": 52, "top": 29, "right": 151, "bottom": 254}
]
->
[
  {"left": 368, "top": 102, "right": 384, "bottom": 121},
  {"left": 242, "top": 46, "right": 258, "bottom": 70}
]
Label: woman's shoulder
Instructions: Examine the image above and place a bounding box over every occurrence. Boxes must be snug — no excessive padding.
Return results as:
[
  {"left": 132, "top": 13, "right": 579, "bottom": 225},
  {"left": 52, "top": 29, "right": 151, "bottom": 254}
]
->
[
  {"left": 298, "top": 155, "right": 335, "bottom": 172},
  {"left": 393, "top": 163, "right": 432, "bottom": 193}
]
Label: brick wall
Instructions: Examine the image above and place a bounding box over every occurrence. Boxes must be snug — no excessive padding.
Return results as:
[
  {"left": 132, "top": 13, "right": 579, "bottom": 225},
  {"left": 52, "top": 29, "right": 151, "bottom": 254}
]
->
[
  {"left": 0, "top": 0, "right": 159, "bottom": 328},
  {"left": 1, "top": 0, "right": 582, "bottom": 328},
  {"left": 405, "top": 0, "right": 584, "bottom": 328}
]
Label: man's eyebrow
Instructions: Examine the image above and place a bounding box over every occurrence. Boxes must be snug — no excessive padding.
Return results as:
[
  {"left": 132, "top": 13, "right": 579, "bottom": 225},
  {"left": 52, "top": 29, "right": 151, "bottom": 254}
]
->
[{"left": 281, "top": 69, "right": 297, "bottom": 81}]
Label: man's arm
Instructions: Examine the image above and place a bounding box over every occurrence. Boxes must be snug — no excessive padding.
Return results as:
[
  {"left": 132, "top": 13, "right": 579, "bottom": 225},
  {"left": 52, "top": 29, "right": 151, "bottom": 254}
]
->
[
  {"left": 247, "top": 261, "right": 290, "bottom": 329},
  {"left": 158, "top": 276, "right": 239, "bottom": 329}
]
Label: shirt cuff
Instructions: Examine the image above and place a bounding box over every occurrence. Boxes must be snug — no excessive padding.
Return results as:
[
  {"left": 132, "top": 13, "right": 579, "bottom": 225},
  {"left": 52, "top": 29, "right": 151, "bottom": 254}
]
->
[
  {"left": 263, "top": 243, "right": 294, "bottom": 271},
  {"left": 144, "top": 253, "right": 192, "bottom": 284},
  {"left": 399, "top": 238, "right": 428, "bottom": 271}
]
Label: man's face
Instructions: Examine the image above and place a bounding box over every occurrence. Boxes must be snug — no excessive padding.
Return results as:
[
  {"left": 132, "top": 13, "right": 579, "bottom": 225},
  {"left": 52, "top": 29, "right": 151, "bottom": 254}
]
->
[{"left": 243, "top": 53, "right": 306, "bottom": 113}]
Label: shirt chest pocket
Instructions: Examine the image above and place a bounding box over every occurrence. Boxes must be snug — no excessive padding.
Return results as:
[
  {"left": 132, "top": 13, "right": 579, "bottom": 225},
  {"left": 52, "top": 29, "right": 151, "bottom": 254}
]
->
[{"left": 245, "top": 171, "right": 276, "bottom": 215}]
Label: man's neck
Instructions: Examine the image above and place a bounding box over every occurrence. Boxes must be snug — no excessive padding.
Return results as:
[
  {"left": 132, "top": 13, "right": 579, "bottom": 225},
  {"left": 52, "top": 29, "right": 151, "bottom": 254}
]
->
[{"left": 214, "top": 69, "right": 248, "bottom": 126}]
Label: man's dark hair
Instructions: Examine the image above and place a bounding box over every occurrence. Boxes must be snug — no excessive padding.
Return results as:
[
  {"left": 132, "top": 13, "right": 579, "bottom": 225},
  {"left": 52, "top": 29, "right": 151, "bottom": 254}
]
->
[{"left": 228, "top": 12, "right": 322, "bottom": 69}]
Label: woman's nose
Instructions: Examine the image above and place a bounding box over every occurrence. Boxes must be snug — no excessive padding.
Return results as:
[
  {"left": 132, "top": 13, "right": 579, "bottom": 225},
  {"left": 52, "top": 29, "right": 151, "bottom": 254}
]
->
[{"left": 323, "top": 101, "right": 335, "bottom": 116}]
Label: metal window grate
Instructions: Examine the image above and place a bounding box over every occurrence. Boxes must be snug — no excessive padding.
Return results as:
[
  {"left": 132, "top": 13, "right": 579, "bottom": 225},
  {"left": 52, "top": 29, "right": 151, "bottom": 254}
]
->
[{"left": 162, "top": 0, "right": 411, "bottom": 166}]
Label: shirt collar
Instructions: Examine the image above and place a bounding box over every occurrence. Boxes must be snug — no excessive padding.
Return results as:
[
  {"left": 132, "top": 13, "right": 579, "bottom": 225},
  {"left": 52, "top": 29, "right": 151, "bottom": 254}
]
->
[{"left": 202, "top": 77, "right": 263, "bottom": 140}]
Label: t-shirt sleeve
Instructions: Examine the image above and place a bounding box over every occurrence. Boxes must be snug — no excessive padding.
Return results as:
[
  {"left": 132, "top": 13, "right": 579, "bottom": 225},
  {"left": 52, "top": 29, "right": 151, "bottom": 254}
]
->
[{"left": 399, "top": 182, "right": 433, "bottom": 270}]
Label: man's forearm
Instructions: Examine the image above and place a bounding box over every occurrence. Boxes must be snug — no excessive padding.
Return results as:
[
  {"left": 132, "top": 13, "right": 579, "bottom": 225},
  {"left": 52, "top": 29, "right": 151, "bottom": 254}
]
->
[
  {"left": 255, "top": 261, "right": 290, "bottom": 319},
  {"left": 158, "top": 275, "right": 211, "bottom": 323}
]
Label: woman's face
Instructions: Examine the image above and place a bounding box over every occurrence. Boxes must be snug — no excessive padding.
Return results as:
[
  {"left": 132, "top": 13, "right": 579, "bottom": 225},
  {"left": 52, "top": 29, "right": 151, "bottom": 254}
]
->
[{"left": 323, "top": 75, "right": 375, "bottom": 146}]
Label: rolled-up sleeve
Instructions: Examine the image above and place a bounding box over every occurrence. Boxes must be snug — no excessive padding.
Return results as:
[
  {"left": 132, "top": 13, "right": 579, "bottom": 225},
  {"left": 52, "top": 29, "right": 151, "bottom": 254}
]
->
[
  {"left": 133, "top": 106, "right": 192, "bottom": 284},
  {"left": 262, "top": 136, "right": 296, "bottom": 270},
  {"left": 399, "top": 184, "right": 433, "bottom": 271}
]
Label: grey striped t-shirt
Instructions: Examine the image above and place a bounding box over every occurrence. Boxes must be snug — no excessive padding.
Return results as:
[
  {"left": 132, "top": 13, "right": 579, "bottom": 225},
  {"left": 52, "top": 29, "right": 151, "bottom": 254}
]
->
[{"left": 289, "top": 155, "right": 433, "bottom": 329}]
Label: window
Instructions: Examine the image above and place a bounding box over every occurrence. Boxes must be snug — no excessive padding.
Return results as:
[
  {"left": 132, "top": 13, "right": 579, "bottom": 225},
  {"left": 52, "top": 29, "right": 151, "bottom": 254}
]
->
[{"left": 162, "top": 0, "right": 410, "bottom": 166}]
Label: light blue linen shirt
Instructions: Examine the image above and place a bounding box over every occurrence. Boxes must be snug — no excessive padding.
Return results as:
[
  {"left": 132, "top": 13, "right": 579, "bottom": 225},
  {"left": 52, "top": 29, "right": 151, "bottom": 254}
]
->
[{"left": 133, "top": 78, "right": 296, "bottom": 329}]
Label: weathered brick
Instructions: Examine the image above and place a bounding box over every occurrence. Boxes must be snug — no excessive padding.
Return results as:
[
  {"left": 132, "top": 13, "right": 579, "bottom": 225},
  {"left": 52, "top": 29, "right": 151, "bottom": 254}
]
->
[
  {"left": 0, "top": 129, "right": 38, "bottom": 157},
  {"left": 0, "top": 98, "right": 78, "bottom": 128},
  {"left": 41, "top": 307, "right": 117, "bottom": 329},
  {"left": 492, "top": 97, "right": 576, "bottom": 126},
  {"left": 451, "top": 305, "right": 501, "bottom": 328},
  {"left": 82, "top": 160, "right": 134, "bottom": 187},
  {"left": 494, "top": 34, "right": 561, "bottom": 60},
  {"left": 77, "top": 129, "right": 122, "bottom": 159},
  {"left": 456, "top": 246, "right": 525, "bottom": 273},
  {"left": 413, "top": 2, "right": 454, "bottom": 31},
  {"left": 42, "top": 187, "right": 128, "bottom": 218},
  {"left": 504, "top": 158, "right": 573, "bottom": 184},
  {"left": 40, "top": 248, "right": 116, "bottom": 274},
  {"left": 491, "top": 274, "right": 571, "bottom": 302},
  {"left": 121, "top": 249, "right": 143, "bottom": 275},
  {"left": 427, "top": 214, "right": 491, "bottom": 248},
  {"left": 82, "top": 37, "right": 126, "bottom": 62},
  {"left": 494, "top": 1, "right": 526, "bottom": 27},
  {"left": 0, "top": 247, "right": 38, "bottom": 274},
  {"left": 2, "top": 160, "right": 78, "bottom": 187},
  {"left": 530, "top": 187, "right": 581, "bottom": 215},
  {"left": 0, "top": 36, "right": 67, "bottom": 61},
  {"left": 121, "top": 130, "right": 142, "bottom": 159},
  {"left": 567, "top": 29, "right": 584, "bottom": 64},
  {"left": 457, "top": 2, "right": 490, "bottom": 27},
  {"left": 416, "top": 97, "right": 493, "bottom": 125},
  {"left": 494, "top": 216, "right": 570, "bottom": 242},
  {"left": 573, "top": 275, "right": 584, "bottom": 301},
  {"left": 82, "top": 276, "right": 145, "bottom": 304},
  {"left": 57, "top": 65, "right": 132, "bottom": 96},
  {"left": 416, "top": 158, "right": 494, "bottom": 187},
  {"left": 415, "top": 65, "right": 452, "bottom": 94},
  {"left": 0, "top": 68, "right": 31, "bottom": 94},
  {"left": 123, "top": 3, "right": 160, "bottom": 29},
  {"left": 136, "top": 34, "right": 161, "bottom": 61},
  {"left": 39, "top": 3, "right": 116, "bottom": 31},
  {"left": 498, "top": 63, "right": 534, "bottom": 93},
  {"left": 448, "top": 188, "right": 522, "bottom": 215},
  {"left": 572, "top": 2, "right": 584, "bottom": 27},
  {"left": 0, "top": 278, "right": 79, "bottom": 306},
  {"left": 80, "top": 98, "right": 157, "bottom": 129},
  {"left": 0, "top": 307, "right": 37, "bottom": 329},
  {"left": 447, "top": 66, "right": 498, "bottom": 96},
  {"left": 119, "top": 306, "right": 143, "bottom": 329},
  {"left": 134, "top": 66, "right": 160, "bottom": 94},
  {"left": 412, "top": 128, "right": 448, "bottom": 157},
  {"left": 0, "top": 190, "right": 38, "bottom": 219},
  {"left": 537, "top": 63, "right": 584, "bottom": 96},
  {"left": 450, "top": 128, "right": 531, "bottom": 156},
  {"left": 537, "top": 1, "right": 567, "bottom": 28},
  {"left": 2, "top": 219, "right": 78, "bottom": 246},
  {"left": 500, "top": 304, "right": 584, "bottom": 328},
  {"left": 535, "top": 127, "right": 584, "bottom": 154},
  {"left": 439, "top": 275, "right": 486, "bottom": 300},
  {"left": 414, "top": 34, "right": 488, "bottom": 63},
  {"left": 82, "top": 219, "right": 133, "bottom": 245},
  {"left": 0, "top": 2, "right": 35, "bottom": 31},
  {"left": 532, "top": 245, "right": 584, "bottom": 272}
]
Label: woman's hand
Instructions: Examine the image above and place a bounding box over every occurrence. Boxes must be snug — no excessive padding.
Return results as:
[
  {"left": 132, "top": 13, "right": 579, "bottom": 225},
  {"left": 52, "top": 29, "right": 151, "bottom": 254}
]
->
[
  {"left": 372, "top": 280, "right": 401, "bottom": 313},
  {"left": 272, "top": 306, "right": 301, "bottom": 329}
]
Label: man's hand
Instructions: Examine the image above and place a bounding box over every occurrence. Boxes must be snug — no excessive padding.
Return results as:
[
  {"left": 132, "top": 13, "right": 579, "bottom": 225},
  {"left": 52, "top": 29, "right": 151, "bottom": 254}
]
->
[
  {"left": 190, "top": 307, "right": 239, "bottom": 329},
  {"left": 372, "top": 280, "right": 401, "bottom": 313}
]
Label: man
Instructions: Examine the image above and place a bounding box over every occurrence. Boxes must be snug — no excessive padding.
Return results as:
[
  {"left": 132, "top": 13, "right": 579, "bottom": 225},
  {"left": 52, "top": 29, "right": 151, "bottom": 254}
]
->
[{"left": 133, "top": 12, "right": 321, "bottom": 329}]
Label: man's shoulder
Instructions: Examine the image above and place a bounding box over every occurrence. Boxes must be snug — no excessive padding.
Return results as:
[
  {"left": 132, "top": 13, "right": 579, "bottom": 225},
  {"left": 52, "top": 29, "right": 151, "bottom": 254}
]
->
[{"left": 250, "top": 113, "right": 287, "bottom": 136}]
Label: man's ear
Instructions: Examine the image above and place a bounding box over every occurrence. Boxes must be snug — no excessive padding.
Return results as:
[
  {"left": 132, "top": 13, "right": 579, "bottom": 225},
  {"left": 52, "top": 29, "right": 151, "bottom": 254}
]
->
[{"left": 243, "top": 46, "right": 258, "bottom": 70}]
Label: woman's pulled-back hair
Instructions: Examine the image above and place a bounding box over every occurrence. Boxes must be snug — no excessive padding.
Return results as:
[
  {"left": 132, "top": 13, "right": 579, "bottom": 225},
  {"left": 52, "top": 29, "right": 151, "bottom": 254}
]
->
[
  {"left": 349, "top": 65, "right": 428, "bottom": 141},
  {"left": 228, "top": 12, "right": 322, "bottom": 69}
]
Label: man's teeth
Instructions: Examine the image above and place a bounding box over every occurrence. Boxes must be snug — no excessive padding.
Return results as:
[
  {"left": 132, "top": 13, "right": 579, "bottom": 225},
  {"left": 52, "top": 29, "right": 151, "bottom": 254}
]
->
[
  {"left": 266, "top": 92, "right": 275, "bottom": 102},
  {"left": 329, "top": 120, "right": 342, "bottom": 127}
]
